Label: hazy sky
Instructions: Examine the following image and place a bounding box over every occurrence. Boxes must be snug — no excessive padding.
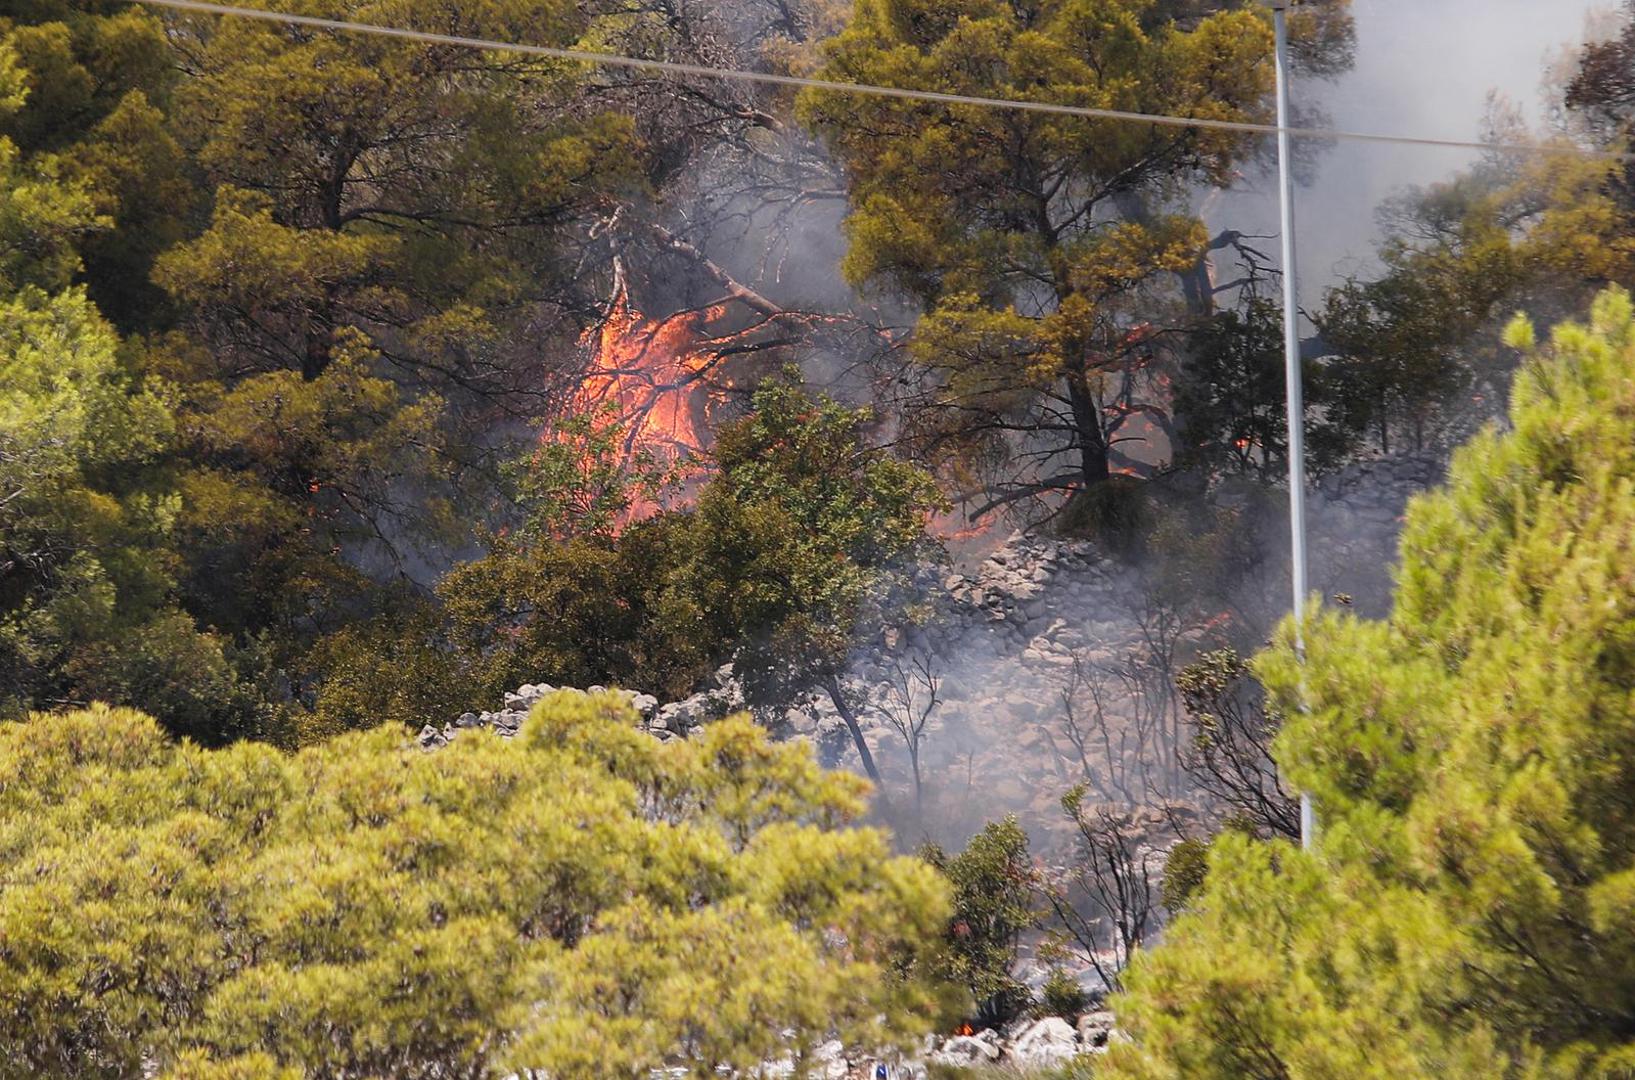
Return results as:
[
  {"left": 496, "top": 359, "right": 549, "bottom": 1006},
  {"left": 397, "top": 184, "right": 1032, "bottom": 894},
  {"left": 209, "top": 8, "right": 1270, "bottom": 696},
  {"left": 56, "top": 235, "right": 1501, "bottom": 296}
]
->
[{"left": 1214, "top": 0, "right": 1612, "bottom": 294}]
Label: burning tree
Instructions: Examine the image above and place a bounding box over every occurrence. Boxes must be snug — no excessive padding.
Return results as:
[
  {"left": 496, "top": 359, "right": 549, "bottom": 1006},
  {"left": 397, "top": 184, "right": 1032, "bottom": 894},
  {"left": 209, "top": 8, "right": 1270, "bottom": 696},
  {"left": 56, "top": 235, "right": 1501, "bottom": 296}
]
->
[{"left": 567, "top": 209, "right": 897, "bottom": 509}]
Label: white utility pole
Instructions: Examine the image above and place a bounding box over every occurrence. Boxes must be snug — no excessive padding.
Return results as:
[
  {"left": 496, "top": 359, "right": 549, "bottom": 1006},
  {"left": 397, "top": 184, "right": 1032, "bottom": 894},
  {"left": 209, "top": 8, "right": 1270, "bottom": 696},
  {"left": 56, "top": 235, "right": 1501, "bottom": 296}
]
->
[{"left": 1270, "top": 0, "right": 1315, "bottom": 850}]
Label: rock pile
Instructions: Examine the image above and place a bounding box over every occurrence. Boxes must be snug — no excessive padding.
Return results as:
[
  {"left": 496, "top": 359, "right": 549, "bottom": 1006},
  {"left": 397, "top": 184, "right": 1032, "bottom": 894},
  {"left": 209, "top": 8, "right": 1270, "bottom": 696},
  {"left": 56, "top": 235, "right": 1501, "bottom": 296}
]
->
[
  {"left": 431, "top": 452, "right": 1444, "bottom": 846},
  {"left": 417, "top": 681, "right": 662, "bottom": 749},
  {"left": 1306, "top": 452, "right": 1444, "bottom": 618},
  {"left": 758, "top": 1011, "right": 1122, "bottom": 1078},
  {"left": 922, "top": 1010, "right": 1120, "bottom": 1070}
]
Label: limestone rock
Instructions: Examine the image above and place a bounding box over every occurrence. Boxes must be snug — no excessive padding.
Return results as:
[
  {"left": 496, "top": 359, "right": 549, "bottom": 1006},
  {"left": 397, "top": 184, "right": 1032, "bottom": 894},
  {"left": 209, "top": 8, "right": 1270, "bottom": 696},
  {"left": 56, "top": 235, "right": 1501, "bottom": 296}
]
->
[
  {"left": 931, "top": 1031, "right": 1002, "bottom": 1067},
  {"left": 1010, "top": 1016, "right": 1079, "bottom": 1065},
  {"left": 1077, "top": 1009, "right": 1116, "bottom": 1049}
]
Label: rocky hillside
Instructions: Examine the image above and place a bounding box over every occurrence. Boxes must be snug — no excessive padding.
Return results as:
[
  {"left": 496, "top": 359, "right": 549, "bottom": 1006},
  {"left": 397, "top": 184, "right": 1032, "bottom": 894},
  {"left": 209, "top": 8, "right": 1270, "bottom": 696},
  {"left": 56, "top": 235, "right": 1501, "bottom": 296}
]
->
[{"left": 426, "top": 453, "right": 1443, "bottom": 852}]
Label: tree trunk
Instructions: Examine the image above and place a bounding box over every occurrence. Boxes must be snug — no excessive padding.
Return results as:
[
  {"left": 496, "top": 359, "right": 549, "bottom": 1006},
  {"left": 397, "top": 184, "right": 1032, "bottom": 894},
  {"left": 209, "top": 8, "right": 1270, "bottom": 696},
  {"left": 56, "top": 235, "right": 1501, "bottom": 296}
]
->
[
  {"left": 1066, "top": 365, "right": 1113, "bottom": 488},
  {"left": 302, "top": 317, "right": 330, "bottom": 382},
  {"left": 302, "top": 133, "right": 356, "bottom": 382},
  {"left": 908, "top": 743, "right": 923, "bottom": 825},
  {"left": 822, "top": 675, "right": 882, "bottom": 784}
]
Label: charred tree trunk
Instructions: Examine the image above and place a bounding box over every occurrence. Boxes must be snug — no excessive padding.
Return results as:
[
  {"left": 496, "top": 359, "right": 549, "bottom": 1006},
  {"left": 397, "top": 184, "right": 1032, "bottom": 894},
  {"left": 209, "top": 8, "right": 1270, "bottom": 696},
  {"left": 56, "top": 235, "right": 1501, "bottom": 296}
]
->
[
  {"left": 302, "top": 301, "right": 333, "bottom": 382},
  {"left": 1066, "top": 363, "right": 1113, "bottom": 489},
  {"left": 301, "top": 132, "right": 358, "bottom": 383}
]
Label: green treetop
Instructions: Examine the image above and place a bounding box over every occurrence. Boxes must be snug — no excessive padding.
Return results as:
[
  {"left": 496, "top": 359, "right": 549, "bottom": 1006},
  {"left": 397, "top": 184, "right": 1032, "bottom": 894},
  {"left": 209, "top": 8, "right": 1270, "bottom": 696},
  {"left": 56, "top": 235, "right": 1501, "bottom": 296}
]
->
[
  {"left": 0, "top": 285, "right": 269, "bottom": 742},
  {"left": 0, "top": 3, "right": 197, "bottom": 328},
  {"left": 125, "top": 0, "right": 648, "bottom": 667},
  {"left": 799, "top": 0, "right": 1279, "bottom": 506},
  {"left": 0, "top": 36, "right": 106, "bottom": 296},
  {"left": 681, "top": 377, "right": 947, "bottom": 781},
  {"left": 0, "top": 692, "right": 950, "bottom": 1078},
  {"left": 1105, "top": 287, "right": 1635, "bottom": 1078},
  {"left": 154, "top": 0, "right": 638, "bottom": 390}
]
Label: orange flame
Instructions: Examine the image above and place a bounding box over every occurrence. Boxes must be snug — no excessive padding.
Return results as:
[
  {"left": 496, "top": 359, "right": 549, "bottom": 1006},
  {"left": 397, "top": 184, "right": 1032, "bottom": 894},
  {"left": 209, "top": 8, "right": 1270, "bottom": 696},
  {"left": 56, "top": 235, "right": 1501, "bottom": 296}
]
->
[{"left": 576, "top": 279, "right": 730, "bottom": 467}]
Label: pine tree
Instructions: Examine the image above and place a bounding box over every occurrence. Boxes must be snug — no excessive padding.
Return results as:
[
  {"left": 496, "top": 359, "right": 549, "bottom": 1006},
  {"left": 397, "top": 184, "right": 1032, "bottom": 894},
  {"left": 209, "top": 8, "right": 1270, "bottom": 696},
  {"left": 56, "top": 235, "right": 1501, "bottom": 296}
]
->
[
  {"left": 797, "top": 0, "right": 1333, "bottom": 509},
  {"left": 1106, "top": 287, "right": 1635, "bottom": 1077}
]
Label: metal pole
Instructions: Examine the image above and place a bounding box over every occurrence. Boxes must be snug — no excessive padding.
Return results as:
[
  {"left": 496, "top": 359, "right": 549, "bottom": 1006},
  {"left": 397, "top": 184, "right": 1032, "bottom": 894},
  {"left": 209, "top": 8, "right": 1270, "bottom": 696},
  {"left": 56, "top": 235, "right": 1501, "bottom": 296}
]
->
[{"left": 1271, "top": 0, "right": 1315, "bottom": 850}]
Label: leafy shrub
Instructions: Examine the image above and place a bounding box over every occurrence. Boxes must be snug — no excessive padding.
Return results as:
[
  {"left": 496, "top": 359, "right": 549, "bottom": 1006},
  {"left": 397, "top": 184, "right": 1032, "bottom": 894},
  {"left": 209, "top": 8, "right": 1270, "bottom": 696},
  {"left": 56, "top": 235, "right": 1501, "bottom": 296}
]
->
[
  {"left": 0, "top": 693, "right": 950, "bottom": 1077},
  {"left": 1158, "top": 838, "right": 1210, "bottom": 916},
  {"left": 1042, "top": 968, "right": 1091, "bottom": 1020},
  {"left": 922, "top": 816, "right": 1041, "bottom": 1027}
]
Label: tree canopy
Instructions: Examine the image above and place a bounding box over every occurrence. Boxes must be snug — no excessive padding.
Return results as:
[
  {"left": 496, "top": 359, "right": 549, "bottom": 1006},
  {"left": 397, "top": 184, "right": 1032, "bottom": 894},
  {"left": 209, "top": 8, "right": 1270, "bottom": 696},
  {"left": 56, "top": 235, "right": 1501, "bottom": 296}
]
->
[
  {"left": 800, "top": 0, "right": 1281, "bottom": 507},
  {"left": 0, "top": 692, "right": 949, "bottom": 1078},
  {"left": 1105, "top": 287, "right": 1635, "bottom": 1078}
]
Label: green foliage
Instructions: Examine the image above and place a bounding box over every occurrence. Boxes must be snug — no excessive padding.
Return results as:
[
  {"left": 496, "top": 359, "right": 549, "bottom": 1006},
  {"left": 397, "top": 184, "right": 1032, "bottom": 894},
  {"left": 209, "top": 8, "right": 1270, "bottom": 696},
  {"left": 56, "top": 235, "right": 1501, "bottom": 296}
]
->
[
  {"left": 437, "top": 512, "right": 715, "bottom": 707},
  {"left": 802, "top": 0, "right": 1283, "bottom": 498},
  {"left": 0, "top": 26, "right": 120, "bottom": 297},
  {"left": 0, "top": 285, "right": 270, "bottom": 741},
  {"left": 1157, "top": 838, "right": 1208, "bottom": 916},
  {"left": 1315, "top": 246, "right": 1525, "bottom": 454},
  {"left": 922, "top": 817, "right": 1041, "bottom": 1027},
  {"left": 685, "top": 376, "right": 947, "bottom": 712},
  {"left": 1172, "top": 298, "right": 1349, "bottom": 478},
  {"left": 156, "top": 0, "right": 637, "bottom": 386},
  {"left": 2, "top": 0, "right": 655, "bottom": 732},
  {"left": 0, "top": 20, "right": 276, "bottom": 740},
  {"left": 0, "top": 693, "right": 951, "bottom": 1077},
  {"left": 1308, "top": 32, "right": 1635, "bottom": 459},
  {"left": 1042, "top": 968, "right": 1092, "bottom": 1021},
  {"left": 1105, "top": 288, "right": 1635, "bottom": 1077},
  {"left": 0, "top": 130, "right": 104, "bottom": 293},
  {"left": 177, "top": 328, "right": 452, "bottom": 618},
  {"left": 1054, "top": 477, "right": 1154, "bottom": 554},
  {"left": 302, "top": 601, "right": 480, "bottom": 741},
  {"left": 512, "top": 404, "right": 679, "bottom": 543},
  {"left": 0, "top": 4, "right": 194, "bottom": 327},
  {"left": 408, "top": 377, "right": 944, "bottom": 737}
]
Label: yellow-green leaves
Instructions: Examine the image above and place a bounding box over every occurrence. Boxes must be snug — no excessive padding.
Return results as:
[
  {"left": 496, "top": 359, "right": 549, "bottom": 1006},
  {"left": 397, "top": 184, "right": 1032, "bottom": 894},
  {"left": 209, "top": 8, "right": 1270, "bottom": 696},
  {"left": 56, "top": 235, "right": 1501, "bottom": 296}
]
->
[
  {"left": 1108, "top": 288, "right": 1635, "bottom": 1078},
  {"left": 0, "top": 287, "right": 167, "bottom": 493},
  {"left": 0, "top": 287, "right": 247, "bottom": 737},
  {"left": 154, "top": 189, "right": 394, "bottom": 322},
  {"left": 803, "top": 0, "right": 1279, "bottom": 492},
  {"left": 0, "top": 694, "right": 949, "bottom": 1077},
  {"left": 0, "top": 137, "right": 106, "bottom": 294}
]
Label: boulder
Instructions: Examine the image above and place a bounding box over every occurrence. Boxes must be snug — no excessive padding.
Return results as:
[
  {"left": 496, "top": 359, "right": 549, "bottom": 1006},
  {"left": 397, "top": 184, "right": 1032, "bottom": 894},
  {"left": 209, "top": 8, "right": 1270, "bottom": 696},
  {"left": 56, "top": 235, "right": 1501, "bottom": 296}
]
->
[
  {"left": 1076, "top": 1009, "right": 1116, "bottom": 1049},
  {"left": 1010, "top": 1016, "right": 1079, "bottom": 1066},
  {"left": 931, "top": 1032, "right": 1001, "bottom": 1067}
]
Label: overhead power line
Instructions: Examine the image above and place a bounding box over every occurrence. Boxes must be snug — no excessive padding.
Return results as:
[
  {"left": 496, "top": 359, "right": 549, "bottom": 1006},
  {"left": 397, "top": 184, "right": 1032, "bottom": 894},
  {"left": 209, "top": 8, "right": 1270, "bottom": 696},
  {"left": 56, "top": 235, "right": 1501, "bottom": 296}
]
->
[{"left": 136, "top": 0, "right": 1631, "bottom": 163}]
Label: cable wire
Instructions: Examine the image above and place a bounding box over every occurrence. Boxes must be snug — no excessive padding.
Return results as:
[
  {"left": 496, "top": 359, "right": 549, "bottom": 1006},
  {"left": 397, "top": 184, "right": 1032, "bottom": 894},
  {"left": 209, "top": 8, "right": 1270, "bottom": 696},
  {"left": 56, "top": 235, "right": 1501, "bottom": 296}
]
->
[{"left": 136, "top": 0, "right": 1632, "bottom": 163}]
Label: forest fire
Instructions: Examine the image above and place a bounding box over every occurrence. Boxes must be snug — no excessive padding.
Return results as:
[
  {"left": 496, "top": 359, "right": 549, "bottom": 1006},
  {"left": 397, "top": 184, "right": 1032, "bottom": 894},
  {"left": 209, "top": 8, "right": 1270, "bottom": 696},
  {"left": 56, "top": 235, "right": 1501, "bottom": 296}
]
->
[{"left": 574, "top": 278, "right": 732, "bottom": 474}]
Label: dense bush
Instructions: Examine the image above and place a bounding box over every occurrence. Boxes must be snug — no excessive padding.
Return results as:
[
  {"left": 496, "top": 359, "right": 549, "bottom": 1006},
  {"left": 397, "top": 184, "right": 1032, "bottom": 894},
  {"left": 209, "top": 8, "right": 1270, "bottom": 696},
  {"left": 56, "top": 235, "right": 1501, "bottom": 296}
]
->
[
  {"left": 1106, "top": 288, "right": 1635, "bottom": 1077},
  {"left": 0, "top": 692, "right": 949, "bottom": 1077},
  {"left": 922, "top": 817, "right": 1040, "bottom": 1028}
]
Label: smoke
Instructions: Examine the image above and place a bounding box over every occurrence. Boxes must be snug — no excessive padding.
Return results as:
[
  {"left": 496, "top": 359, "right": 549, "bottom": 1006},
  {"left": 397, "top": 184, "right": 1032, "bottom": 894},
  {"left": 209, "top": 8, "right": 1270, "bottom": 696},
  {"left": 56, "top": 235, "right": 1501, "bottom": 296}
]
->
[
  {"left": 1208, "top": 0, "right": 1613, "bottom": 293},
  {"left": 560, "top": 1, "right": 1621, "bottom": 854},
  {"left": 798, "top": 449, "right": 1440, "bottom": 857}
]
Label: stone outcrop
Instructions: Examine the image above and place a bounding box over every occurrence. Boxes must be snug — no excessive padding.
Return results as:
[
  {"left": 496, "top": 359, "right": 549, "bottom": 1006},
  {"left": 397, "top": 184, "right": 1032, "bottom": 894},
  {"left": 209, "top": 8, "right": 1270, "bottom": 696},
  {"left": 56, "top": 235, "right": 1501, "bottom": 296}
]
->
[{"left": 431, "top": 452, "right": 1444, "bottom": 847}]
